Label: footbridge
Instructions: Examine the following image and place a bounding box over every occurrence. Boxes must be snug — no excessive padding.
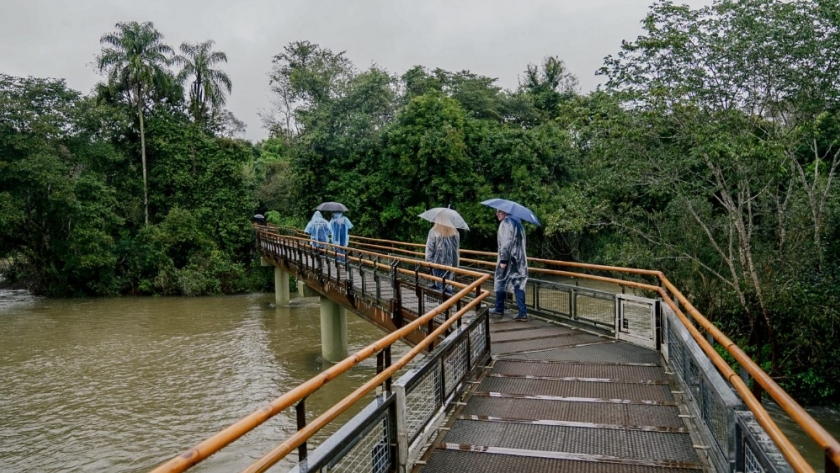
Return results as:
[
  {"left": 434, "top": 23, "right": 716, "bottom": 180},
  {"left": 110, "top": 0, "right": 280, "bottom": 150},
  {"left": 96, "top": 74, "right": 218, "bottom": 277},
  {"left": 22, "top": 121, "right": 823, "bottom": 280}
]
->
[{"left": 149, "top": 224, "right": 840, "bottom": 473}]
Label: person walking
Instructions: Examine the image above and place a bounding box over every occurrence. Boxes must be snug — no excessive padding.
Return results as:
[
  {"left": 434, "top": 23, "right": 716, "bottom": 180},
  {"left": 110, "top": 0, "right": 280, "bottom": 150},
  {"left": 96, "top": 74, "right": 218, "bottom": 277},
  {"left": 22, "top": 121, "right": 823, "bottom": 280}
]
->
[
  {"left": 303, "top": 211, "right": 330, "bottom": 251},
  {"left": 489, "top": 208, "right": 528, "bottom": 321},
  {"left": 425, "top": 220, "right": 460, "bottom": 294},
  {"left": 328, "top": 211, "right": 353, "bottom": 262}
]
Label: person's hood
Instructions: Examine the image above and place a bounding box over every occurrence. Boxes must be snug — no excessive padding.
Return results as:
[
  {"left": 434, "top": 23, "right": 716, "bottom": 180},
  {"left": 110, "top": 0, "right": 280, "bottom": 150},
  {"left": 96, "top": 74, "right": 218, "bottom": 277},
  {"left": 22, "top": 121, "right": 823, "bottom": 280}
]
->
[
  {"left": 332, "top": 212, "right": 343, "bottom": 219},
  {"left": 312, "top": 211, "right": 325, "bottom": 220}
]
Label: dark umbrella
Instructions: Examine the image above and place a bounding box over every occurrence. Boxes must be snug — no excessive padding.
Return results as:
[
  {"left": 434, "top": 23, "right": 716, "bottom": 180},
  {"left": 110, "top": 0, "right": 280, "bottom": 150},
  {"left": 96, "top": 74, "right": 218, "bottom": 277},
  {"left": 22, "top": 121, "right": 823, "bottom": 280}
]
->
[
  {"left": 316, "top": 202, "right": 348, "bottom": 212},
  {"left": 481, "top": 198, "right": 541, "bottom": 226}
]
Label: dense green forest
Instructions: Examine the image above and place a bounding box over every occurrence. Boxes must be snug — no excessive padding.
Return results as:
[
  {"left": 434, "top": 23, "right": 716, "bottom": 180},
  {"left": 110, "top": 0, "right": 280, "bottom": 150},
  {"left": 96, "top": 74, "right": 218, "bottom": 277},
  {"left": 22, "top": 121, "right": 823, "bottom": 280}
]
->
[{"left": 2, "top": 0, "right": 839, "bottom": 403}]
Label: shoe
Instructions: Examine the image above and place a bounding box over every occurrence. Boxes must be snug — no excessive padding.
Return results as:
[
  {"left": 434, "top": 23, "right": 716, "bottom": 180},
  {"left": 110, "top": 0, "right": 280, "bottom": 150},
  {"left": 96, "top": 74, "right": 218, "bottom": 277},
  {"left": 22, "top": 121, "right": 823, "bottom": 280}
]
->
[
  {"left": 513, "top": 315, "right": 528, "bottom": 322},
  {"left": 488, "top": 310, "right": 504, "bottom": 319}
]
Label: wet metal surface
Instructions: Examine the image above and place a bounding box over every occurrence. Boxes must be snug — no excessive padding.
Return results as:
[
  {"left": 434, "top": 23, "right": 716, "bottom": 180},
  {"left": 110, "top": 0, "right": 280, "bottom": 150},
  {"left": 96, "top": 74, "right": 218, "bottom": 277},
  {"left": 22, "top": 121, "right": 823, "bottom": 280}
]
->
[
  {"left": 456, "top": 414, "right": 688, "bottom": 433},
  {"left": 436, "top": 443, "right": 704, "bottom": 470},
  {"left": 417, "top": 316, "right": 705, "bottom": 472}
]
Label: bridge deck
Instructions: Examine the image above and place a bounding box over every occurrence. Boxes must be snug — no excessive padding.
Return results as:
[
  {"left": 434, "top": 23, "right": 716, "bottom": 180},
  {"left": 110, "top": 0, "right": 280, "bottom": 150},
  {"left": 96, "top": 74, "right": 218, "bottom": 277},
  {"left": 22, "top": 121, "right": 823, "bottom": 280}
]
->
[
  {"left": 417, "top": 318, "right": 705, "bottom": 473},
  {"left": 259, "top": 236, "right": 707, "bottom": 472}
]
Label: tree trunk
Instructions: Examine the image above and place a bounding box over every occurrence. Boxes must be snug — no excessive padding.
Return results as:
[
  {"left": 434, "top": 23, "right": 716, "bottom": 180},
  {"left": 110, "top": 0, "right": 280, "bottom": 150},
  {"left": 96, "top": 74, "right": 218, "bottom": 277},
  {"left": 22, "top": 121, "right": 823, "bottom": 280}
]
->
[{"left": 138, "top": 102, "right": 149, "bottom": 225}]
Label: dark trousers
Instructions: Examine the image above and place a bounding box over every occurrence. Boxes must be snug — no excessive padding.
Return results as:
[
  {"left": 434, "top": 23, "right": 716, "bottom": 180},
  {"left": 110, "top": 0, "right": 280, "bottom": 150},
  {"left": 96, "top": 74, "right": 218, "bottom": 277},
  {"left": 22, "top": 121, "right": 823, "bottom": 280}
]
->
[{"left": 494, "top": 288, "right": 526, "bottom": 317}]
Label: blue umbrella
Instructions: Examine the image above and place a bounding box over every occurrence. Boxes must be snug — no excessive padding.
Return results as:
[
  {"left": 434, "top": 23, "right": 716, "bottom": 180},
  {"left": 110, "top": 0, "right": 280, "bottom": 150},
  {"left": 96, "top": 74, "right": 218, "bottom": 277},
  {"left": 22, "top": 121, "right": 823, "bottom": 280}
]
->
[{"left": 481, "top": 198, "right": 541, "bottom": 226}]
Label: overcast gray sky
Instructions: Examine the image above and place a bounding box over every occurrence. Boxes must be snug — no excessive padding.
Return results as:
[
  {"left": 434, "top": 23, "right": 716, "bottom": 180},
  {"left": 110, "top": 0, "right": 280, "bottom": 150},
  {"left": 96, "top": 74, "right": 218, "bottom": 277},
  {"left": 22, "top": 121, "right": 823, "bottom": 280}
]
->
[{"left": 1, "top": 0, "right": 712, "bottom": 141}]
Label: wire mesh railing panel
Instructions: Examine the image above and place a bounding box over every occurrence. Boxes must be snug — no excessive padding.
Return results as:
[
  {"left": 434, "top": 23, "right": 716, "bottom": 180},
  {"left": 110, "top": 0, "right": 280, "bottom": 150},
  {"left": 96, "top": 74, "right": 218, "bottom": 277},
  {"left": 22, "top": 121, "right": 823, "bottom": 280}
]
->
[
  {"left": 575, "top": 292, "right": 615, "bottom": 326},
  {"left": 443, "top": 342, "right": 469, "bottom": 400},
  {"left": 663, "top": 305, "right": 743, "bottom": 473},
  {"left": 469, "top": 321, "right": 487, "bottom": 365},
  {"left": 621, "top": 299, "right": 653, "bottom": 333},
  {"left": 745, "top": 445, "right": 764, "bottom": 473},
  {"left": 404, "top": 364, "right": 442, "bottom": 444},
  {"left": 533, "top": 284, "right": 572, "bottom": 316},
  {"left": 327, "top": 416, "right": 391, "bottom": 473},
  {"left": 736, "top": 411, "right": 794, "bottom": 473}
]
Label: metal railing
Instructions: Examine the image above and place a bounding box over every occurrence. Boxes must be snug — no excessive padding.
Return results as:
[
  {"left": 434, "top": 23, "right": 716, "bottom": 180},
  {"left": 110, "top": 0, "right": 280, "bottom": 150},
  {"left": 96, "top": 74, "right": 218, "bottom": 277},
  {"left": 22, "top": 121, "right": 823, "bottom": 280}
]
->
[
  {"left": 148, "top": 226, "right": 491, "bottom": 473},
  {"left": 346, "top": 234, "right": 840, "bottom": 473},
  {"left": 147, "top": 227, "right": 840, "bottom": 473},
  {"left": 287, "top": 310, "right": 490, "bottom": 473}
]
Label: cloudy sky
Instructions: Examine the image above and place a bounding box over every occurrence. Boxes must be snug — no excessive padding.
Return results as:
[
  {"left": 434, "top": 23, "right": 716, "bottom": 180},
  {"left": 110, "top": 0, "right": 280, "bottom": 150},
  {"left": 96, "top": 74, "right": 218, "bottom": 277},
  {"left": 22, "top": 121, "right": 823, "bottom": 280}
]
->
[{"left": 1, "top": 0, "right": 712, "bottom": 141}]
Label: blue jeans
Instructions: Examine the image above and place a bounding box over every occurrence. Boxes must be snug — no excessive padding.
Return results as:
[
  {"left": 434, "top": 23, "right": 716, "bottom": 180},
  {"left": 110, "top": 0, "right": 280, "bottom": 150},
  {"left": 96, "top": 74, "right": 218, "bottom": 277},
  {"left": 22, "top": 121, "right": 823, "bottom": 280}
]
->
[
  {"left": 494, "top": 289, "right": 526, "bottom": 317},
  {"left": 431, "top": 268, "right": 453, "bottom": 294}
]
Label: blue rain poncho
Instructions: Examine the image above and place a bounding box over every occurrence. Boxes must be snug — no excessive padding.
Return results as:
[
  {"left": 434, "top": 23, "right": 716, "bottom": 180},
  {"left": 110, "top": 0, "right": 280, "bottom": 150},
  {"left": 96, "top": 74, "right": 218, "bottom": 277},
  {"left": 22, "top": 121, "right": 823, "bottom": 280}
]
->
[
  {"left": 304, "top": 211, "right": 330, "bottom": 248},
  {"left": 494, "top": 216, "right": 528, "bottom": 292},
  {"left": 328, "top": 212, "right": 354, "bottom": 247}
]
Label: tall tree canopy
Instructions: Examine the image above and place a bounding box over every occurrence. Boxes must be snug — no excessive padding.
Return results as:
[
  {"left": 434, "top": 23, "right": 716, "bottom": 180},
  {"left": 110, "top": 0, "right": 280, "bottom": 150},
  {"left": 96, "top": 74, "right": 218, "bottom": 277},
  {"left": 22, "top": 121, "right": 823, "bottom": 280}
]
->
[
  {"left": 96, "top": 21, "right": 175, "bottom": 225},
  {"left": 174, "top": 39, "right": 233, "bottom": 124}
]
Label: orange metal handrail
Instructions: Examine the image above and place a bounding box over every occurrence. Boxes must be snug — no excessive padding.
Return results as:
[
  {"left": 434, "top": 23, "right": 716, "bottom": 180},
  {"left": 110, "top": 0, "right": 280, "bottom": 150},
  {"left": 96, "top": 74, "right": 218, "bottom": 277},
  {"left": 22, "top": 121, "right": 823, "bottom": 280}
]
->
[
  {"left": 341, "top": 234, "right": 840, "bottom": 471},
  {"left": 151, "top": 229, "right": 838, "bottom": 472},
  {"left": 241, "top": 292, "right": 488, "bottom": 473},
  {"left": 149, "top": 231, "right": 490, "bottom": 473}
]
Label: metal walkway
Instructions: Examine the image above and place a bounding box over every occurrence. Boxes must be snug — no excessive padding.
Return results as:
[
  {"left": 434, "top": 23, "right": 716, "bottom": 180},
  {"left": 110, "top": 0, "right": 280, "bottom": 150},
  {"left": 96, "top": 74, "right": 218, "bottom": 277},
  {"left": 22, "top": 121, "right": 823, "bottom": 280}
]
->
[
  {"left": 417, "top": 317, "right": 704, "bottom": 472},
  {"left": 150, "top": 226, "right": 840, "bottom": 473}
]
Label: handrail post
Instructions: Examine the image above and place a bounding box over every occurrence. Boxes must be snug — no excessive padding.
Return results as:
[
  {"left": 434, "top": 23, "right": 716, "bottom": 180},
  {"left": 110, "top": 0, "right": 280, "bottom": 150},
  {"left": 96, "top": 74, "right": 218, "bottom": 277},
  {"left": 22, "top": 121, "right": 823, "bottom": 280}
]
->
[
  {"left": 385, "top": 346, "right": 392, "bottom": 392},
  {"left": 827, "top": 451, "right": 839, "bottom": 473},
  {"left": 296, "top": 398, "right": 307, "bottom": 461}
]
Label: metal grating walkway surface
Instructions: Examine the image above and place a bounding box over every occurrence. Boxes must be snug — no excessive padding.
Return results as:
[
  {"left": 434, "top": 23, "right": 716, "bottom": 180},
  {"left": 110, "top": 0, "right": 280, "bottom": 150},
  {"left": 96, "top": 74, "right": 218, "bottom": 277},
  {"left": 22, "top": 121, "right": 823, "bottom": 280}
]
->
[{"left": 416, "top": 318, "right": 705, "bottom": 473}]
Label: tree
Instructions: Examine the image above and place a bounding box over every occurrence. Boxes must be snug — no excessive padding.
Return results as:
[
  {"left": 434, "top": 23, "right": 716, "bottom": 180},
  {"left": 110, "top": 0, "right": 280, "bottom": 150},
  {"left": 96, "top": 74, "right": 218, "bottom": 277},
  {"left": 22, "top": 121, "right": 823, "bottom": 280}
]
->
[
  {"left": 174, "top": 40, "right": 233, "bottom": 124},
  {"left": 589, "top": 0, "right": 840, "bottom": 395},
  {"left": 519, "top": 56, "right": 578, "bottom": 119},
  {"left": 264, "top": 41, "right": 354, "bottom": 138},
  {"left": 0, "top": 75, "right": 125, "bottom": 295},
  {"left": 97, "top": 21, "right": 174, "bottom": 225}
]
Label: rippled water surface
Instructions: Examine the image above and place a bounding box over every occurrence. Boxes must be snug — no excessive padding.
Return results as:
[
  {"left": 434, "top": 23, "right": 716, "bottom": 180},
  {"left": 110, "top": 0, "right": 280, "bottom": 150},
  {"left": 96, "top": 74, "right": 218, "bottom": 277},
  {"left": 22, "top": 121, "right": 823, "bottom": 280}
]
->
[{"left": 0, "top": 290, "right": 408, "bottom": 472}]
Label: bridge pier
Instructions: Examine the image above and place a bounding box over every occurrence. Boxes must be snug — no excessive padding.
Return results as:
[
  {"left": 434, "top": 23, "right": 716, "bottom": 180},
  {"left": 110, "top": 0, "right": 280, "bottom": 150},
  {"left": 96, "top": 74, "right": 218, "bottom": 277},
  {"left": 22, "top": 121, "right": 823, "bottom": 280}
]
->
[
  {"left": 274, "top": 267, "right": 290, "bottom": 306},
  {"left": 320, "top": 297, "right": 348, "bottom": 362},
  {"left": 298, "top": 281, "right": 318, "bottom": 297}
]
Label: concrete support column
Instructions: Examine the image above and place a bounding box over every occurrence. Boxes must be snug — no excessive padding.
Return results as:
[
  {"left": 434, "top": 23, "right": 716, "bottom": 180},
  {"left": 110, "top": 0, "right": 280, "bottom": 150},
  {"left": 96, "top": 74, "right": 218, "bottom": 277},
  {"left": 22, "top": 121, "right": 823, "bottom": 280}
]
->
[
  {"left": 320, "top": 296, "right": 348, "bottom": 362},
  {"left": 274, "top": 267, "right": 290, "bottom": 306},
  {"left": 298, "top": 281, "right": 318, "bottom": 297}
]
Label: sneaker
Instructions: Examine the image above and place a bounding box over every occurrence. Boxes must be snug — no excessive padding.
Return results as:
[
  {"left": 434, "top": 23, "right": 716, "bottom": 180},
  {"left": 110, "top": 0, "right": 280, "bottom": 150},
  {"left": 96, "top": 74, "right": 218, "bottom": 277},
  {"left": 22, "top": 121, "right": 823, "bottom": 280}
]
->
[
  {"left": 513, "top": 315, "right": 528, "bottom": 322},
  {"left": 488, "top": 310, "right": 504, "bottom": 319}
]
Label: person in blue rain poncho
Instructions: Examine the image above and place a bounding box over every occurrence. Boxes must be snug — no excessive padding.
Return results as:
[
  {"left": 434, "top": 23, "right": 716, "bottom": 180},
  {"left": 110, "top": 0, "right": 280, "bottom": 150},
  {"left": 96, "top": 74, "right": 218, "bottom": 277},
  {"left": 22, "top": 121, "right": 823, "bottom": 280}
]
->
[
  {"left": 304, "top": 211, "right": 330, "bottom": 250},
  {"left": 425, "top": 220, "right": 460, "bottom": 294},
  {"left": 328, "top": 211, "right": 353, "bottom": 262},
  {"left": 489, "top": 209, "right": 529, "bottom": 321}
]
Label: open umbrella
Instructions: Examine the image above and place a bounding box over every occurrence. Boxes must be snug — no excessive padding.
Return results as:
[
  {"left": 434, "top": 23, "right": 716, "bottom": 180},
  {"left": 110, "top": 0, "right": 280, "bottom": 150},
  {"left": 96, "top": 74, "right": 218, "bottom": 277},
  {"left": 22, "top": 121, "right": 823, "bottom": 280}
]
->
[
  {"left": 481, "top": 198, "right": 541, "bottom": 226},
  {"left": 316, "top": 202, "right": 348, "bottom": 212},
  {"left": 419, "top": 207, "right": 470, "bottom": 230}
]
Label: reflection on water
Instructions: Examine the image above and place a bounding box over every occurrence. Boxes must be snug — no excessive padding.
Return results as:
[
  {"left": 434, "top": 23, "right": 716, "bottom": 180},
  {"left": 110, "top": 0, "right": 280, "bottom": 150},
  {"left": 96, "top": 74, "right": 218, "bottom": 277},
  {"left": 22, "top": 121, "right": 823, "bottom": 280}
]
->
[{"left": 0, "top": 290, "right": 408, "bottom": 473}]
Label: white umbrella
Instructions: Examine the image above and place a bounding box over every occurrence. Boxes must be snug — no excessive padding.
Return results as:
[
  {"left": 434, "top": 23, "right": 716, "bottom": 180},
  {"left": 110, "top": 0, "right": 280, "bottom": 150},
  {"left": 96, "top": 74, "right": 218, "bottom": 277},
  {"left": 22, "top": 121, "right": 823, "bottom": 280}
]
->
[{"left": 418, "top": 207, "right": 470, "bottom": 230}]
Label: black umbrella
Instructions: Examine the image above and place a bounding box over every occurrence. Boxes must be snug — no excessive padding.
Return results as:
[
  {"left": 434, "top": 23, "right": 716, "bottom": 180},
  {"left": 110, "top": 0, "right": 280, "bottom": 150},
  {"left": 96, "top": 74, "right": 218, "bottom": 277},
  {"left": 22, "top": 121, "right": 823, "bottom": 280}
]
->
[{"left": 316, "top": 202, "right": 349, "bottom": 212}]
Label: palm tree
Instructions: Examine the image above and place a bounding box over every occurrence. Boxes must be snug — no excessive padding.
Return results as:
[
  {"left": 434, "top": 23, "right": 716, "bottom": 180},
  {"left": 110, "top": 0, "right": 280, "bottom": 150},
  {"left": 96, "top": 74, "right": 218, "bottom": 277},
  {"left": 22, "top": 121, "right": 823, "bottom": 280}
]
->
[
  {"left": 97, "top": 21, "right": 173, "bottom": 225},
  {"left": 174, "top": 40, "right": 232, "bottom": 124}
]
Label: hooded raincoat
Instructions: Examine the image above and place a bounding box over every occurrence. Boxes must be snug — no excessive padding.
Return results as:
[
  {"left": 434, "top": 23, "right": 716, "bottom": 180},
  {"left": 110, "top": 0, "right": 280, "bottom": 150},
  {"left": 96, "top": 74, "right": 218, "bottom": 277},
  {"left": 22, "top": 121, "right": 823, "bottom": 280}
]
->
[
  {"left": 304, "top": 211, "right": 330, "bottom": 248},
  {"left": 425, "top": 225, "right": 460, "bottom": 290},
  {"left": 328, "top": 212, "right": 354, "bottom": 247},
  {"left": 425, "top": 228, "right": 460, "bottom": 267},
  {"left": 494, "top": 216, "right": 527, "bottom": 293}
]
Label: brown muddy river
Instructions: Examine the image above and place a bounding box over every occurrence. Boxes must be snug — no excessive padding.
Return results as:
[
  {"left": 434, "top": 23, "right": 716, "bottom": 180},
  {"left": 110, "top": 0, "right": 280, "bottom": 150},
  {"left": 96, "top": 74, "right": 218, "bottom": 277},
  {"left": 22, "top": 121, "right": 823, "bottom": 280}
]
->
[{"left": 0, "top": 290, "right": 409, "bottom": 472}]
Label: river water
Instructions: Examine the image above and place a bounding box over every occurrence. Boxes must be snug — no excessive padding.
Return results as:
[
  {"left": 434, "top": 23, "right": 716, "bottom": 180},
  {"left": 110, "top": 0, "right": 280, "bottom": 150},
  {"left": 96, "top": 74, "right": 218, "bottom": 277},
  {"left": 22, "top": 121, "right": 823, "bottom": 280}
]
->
[
  {"left": 0, "top": 289, "right": 409, "bottom": 473},
  {"left": 1, "top": 289, "right": 838, "bottom": 472}
]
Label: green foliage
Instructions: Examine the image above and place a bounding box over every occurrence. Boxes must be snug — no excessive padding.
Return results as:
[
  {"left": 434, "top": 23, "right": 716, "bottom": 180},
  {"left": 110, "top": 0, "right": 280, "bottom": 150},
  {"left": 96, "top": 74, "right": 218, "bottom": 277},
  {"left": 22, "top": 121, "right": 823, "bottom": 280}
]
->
[
  {"left": 0, "top": 72, "right": 261, "bottom": 296},
  {"left": 174, "top": 39, "right": 233, "bottom": 124}
]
